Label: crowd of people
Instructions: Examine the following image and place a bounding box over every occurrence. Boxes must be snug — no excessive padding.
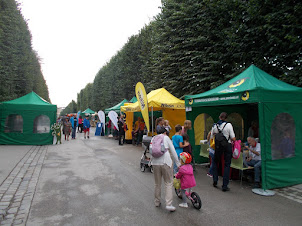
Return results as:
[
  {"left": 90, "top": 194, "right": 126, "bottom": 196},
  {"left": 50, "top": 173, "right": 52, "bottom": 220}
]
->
[
  {"left": 56, "top": 114, "right": 90, "bottom": 141},
  {"left": 148, "top": 112, "right": 261, "bottom": 212},
  {"left": 56, "top": 112, "right": 261, "bottom": 212}
]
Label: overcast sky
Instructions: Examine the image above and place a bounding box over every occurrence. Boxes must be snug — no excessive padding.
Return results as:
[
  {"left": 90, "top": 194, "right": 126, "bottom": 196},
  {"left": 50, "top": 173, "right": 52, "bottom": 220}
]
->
[{"left": 17, "top": 0, "right": 162, "bottom": 107}]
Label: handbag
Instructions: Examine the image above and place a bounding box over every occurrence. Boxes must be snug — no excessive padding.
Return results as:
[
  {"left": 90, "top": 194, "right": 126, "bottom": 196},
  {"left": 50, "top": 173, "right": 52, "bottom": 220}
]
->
[
  {"left": 210, "top": 136, "right": 215, "bottom": 150},
  {"left": 173, "top": 178, "right": 181, "bottom": 189}
]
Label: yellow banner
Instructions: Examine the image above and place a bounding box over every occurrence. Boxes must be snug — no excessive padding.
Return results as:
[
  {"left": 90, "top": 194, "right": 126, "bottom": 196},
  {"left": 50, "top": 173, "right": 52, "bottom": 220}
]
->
[{"left": 135, "top": 82, "right": 150, "bottom": 132}]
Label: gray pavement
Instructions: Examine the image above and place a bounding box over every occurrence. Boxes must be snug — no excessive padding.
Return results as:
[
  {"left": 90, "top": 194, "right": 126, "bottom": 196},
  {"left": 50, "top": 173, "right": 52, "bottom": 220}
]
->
[{"left": 0, "top": 130, "right": 302, "bottom": 225}]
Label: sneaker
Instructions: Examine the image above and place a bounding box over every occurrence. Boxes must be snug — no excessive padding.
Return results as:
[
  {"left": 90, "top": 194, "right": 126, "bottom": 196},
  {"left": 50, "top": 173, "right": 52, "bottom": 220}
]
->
[
  {"left": 222, "top": 186, "right": 230, "bottom": 192},
  {"left": 179, "top": 203, "right": 188, "bottom": 208},
  {"left": 207, "top": 173, "right": 213, "bottom": 178},
  {"left": 155, "top": 202, "right": 161, "bottom": 207},
  {"left": 165, "top": 205, "right": 176, "bottom": 212},
  {"left": 213, "top": 181, "right": 217, "bottom": 188}
]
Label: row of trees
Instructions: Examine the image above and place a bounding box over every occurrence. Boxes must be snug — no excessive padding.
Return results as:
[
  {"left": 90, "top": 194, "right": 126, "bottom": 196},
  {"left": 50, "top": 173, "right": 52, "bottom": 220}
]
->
[
  {"left": 71, "top": 0, "right": 301, "bottom": 112},
  {"left": 0, "top": 0, "right": 50, "bottom": 102}
]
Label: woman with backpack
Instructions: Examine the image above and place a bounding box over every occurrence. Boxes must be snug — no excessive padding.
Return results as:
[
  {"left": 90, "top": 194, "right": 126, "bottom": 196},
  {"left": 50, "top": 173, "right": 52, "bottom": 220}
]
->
[{"left": 150, "top": 127, "right": 181, "bottom": 212}]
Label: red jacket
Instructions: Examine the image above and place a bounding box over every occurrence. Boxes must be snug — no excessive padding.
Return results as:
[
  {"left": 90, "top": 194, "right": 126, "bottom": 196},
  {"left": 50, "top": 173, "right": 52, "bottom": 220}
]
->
[{"left": 175, "top": 164, "right": 196, "bottom": 189}]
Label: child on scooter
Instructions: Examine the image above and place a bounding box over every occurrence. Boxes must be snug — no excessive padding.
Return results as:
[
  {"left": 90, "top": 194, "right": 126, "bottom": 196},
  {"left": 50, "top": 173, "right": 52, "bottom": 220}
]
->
[{"left": 175, "top": 152, "right": 196, "bottom": 208}]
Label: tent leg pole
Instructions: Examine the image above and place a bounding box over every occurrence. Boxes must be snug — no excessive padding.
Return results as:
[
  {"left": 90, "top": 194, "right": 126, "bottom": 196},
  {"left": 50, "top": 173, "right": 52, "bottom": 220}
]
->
[{"left": 151, "top": 106, "right": 154, "bottom": 136}]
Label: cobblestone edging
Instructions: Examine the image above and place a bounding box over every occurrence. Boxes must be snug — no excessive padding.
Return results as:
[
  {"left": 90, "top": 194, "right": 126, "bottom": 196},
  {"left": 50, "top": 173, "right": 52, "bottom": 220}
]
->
[
  {"left": 0, "top": 146, "right": 47, "bottom": 225},
  {"left": 274, "top": 185, "right": 302, "bottom": 204}
]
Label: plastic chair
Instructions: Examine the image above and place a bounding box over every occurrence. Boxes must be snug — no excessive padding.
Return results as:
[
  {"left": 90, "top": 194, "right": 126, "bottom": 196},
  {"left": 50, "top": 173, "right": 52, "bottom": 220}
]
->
[
  {"left": 231, "top": 153, "right": 253, "bottom": 186},
  {"left": 199, "top": 142, "right": 209, "bottom": 158}
]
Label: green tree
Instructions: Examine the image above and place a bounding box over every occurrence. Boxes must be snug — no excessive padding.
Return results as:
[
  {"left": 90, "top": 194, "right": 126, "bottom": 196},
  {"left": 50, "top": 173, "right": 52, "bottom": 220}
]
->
[
  {"left": 75, "top": 0, "right": 301, "bottom": 109},
  {"left": 0, "top": 0, "right": 50, "bottom": 102}
]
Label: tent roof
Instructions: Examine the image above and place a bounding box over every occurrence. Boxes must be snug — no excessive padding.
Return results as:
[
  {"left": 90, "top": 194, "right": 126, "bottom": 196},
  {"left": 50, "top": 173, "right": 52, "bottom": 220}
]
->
[
  {"left": 185, "top": 65, "right": 302, "bottom": 107},
  {"left": 82, "top": 108, "right": 95, "bottom": 114},
  {"left": 0, "top": 91, "right": 56, "bottom": 111},
  {"left": 129, "top": 96, "right": 137, "bottom": 103},
  {"left": 121, "top": 88, "right": 185, "bottom": 112},
  {"left": 104, "top": 99, "right": 128, "bottom": 114}
]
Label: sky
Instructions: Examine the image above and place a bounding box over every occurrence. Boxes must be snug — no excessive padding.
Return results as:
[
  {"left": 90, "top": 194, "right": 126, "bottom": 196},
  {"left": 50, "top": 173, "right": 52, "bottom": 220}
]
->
[{"left": 17, "top": 0, "right": 162, "bottom": 107}]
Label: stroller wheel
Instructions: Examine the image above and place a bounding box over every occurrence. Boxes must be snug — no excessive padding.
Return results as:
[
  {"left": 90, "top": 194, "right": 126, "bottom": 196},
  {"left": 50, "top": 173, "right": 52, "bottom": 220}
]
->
[
  {"left": 150, "top": 166, "right": 154, "bottom": 173},
  {"left": 140, "top": 163, "right": 145, "bottom": 172},
  {"left": 175, "top": 188, "right": 182, "bottom": 199}
]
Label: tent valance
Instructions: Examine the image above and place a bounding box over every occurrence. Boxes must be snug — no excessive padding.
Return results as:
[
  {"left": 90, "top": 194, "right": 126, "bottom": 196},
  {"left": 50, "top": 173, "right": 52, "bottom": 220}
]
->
[{"left": 185, "top": 65, "right": 302, "bottom": 107}]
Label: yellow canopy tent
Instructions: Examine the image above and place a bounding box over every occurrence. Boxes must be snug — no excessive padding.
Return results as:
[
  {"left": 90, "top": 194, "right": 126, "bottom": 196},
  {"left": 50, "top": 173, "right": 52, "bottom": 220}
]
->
[{"left": 121, "top": 88, "right": 186, "bottom": 138}]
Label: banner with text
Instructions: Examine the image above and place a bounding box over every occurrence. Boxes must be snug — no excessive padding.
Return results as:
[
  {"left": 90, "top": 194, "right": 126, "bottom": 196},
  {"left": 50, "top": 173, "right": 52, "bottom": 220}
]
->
[{"left": 135, "top": 82, "right": 150, "bottom": 132}]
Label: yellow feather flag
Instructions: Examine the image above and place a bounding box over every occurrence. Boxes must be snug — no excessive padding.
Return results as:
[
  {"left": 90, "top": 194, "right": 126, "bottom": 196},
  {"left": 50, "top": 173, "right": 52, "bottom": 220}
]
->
[{"left": 135, "top": 82, "right": 150, "bottom": 132}]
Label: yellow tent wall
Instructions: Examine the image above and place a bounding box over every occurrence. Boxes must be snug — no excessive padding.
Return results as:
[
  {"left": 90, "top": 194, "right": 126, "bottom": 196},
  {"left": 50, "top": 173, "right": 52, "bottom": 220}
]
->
[
  {"left": 162, "top": 109, "right": 186, "bottom": 138},
  {"left": 123, "top": 103, "right": 134, "bottom": 140}
]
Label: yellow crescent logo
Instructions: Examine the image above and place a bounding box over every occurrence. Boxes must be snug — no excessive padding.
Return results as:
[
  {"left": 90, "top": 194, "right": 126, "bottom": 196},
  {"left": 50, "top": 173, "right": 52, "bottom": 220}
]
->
[
  {"left": 241, "top": 91, "right": 250, "bottom": 101},
  {"left": 229, "top": 78, "right": 247, "bottom": 88},
  {"left": 189, "top": 99, "right": 193, "bottom": 105}
]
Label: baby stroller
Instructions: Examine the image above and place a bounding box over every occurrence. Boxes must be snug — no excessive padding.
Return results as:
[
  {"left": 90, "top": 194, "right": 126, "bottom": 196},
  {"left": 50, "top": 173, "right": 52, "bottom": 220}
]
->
[{"left": 140, "top": 136, "right": 153, "bottom": 173}]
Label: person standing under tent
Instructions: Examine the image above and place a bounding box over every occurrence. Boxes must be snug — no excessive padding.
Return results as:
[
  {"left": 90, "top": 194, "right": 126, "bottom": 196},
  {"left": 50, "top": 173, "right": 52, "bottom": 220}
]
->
[
  {"left": 136, "top": 118, "right": 145, "bottom": 146},
  {"left": 155, "top": 117, "right": 165, "bottom": 134},
  {"left": 181, "top": 120, "right": 192, "bottom": 136},
  {"left": 132, "top": 117, "right": 140, "bottom": 145},
  {"left": 164, "top": 120, "right": 172, "bottom": 136},
  {"left": 118, "top": 115, "right": 125, "bottom": 145}
]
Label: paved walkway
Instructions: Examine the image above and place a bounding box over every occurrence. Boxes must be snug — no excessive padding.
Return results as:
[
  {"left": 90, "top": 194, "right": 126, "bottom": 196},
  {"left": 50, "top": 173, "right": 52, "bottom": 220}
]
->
[
  {"left": 0, "top": 146, "right": 47, "bottom": 225},
  {"left": 0, "top": 136, "right": 301, "bottom": 225}
]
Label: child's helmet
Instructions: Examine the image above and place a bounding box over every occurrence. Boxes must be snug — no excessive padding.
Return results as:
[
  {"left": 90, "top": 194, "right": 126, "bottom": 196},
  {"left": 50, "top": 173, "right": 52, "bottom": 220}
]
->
[{"left": 180, "top": 152, "right": 192, "bottom": 164}]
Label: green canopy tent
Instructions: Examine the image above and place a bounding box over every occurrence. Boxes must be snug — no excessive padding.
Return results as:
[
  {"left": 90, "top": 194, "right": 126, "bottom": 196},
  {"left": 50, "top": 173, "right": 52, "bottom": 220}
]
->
[
  {"left": 104, "top": 99, "right": 128, "bottom": 114},
  {"left": 129, "top": 96, "right": 137, "bottom": 103},
  {"left": 104, "top": 99, "right": 128, "bottom": 135},
  {"left": 185, "top": 65, "right": 302, "bottom": 190},
  {"left": 0, "top": 91, "right": 57, "bottom": 145},
  {"left": 82, "top": 108, "right": 95, "bottom": 114}
]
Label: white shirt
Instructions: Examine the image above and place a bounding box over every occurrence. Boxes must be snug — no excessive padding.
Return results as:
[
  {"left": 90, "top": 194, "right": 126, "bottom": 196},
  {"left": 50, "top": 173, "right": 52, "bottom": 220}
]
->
[
  {"left": 151, "top": 135, "right": 180, "bottom": 168},
  {"left": 249, "top": 142, "right": 261, "bottom": 161},
  {"left": 211, "top": 122, "right": 235, "bottom": 143}
]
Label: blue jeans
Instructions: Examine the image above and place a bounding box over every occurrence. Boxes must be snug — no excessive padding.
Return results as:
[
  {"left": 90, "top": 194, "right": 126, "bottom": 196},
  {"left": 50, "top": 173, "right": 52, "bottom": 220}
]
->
[
  {"left": 72, "top": 127, "right": 76, "bottom": 138},
  {"left": 173, "top": 153, "right": 181, "bottom": 174},
  {"left": 209, "top": 151, "right": 215, "bottom": 175},
  {"left": 212, "top": 143, "right": 232, "bottom": 189},
  {"left": 246, "top": 160, "right": 261, "bottom": 182},
  {"left": 173, "top": 162, "right": 178, "bottom": 175}
]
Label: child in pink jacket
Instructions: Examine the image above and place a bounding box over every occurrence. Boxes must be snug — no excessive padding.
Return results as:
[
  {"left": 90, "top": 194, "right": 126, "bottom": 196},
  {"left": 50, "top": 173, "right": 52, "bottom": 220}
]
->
[{"left": 175, "top": 152, "right": 196, "bottom": 208}]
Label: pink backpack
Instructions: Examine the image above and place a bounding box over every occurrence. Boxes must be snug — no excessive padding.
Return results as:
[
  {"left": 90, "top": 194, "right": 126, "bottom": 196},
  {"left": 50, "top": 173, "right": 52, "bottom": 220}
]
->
[
  {"left": 232, "top": 140, "right": 241, "bottom": 159},
  {"left": 150, "top": 134, "right": 168, "bottom": 158}
]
